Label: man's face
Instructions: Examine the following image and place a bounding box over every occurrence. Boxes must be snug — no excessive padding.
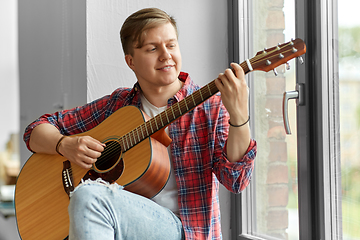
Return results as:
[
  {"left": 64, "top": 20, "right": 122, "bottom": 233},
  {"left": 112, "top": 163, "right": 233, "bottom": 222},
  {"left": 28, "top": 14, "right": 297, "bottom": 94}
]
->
[{"left": 125, "top": 22, "right": 182, "bottom": 89}]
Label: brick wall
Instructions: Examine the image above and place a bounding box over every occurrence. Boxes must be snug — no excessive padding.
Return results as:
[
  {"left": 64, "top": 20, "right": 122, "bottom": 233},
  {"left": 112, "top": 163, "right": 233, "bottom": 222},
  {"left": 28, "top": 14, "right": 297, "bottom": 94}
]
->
[
  {"left": 266, "top": 0, "right": 289, "bottom": 238},
  {"left": 252, "top": 0, "right": 290, "bottom": 239}
]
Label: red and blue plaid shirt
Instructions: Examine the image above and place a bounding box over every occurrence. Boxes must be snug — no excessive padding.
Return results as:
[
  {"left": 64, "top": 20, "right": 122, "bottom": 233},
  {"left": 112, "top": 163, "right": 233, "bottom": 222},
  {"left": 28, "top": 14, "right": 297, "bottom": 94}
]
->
[{"left": 24, "top": 72, "right": 256, "bottom": 240}]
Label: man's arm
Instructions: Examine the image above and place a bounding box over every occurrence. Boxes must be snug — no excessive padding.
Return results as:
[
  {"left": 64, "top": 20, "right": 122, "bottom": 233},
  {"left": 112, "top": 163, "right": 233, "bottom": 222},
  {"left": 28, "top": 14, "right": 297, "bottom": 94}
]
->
[
  {"left": 215, "top": 63, "right": 251, "bottom": 162},
  {"left": 29, "top": 123, "right": 65, "bottom": 155},
  {"left": 29, "top": 123, "right": 105, "bottom": 169}
]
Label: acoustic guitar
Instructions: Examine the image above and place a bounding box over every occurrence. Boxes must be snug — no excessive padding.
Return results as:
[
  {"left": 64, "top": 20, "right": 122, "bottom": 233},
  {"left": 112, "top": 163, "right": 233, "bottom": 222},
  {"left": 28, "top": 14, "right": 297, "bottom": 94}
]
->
[{"left": 15, "top": 38, "right": 306, "bottom": 240}]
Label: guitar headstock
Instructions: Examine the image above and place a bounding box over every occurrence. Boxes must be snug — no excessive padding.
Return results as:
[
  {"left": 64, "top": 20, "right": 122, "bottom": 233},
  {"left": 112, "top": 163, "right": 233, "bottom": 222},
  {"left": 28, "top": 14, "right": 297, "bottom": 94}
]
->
[{"left": 250, "top": 38, "right": 306, "bottom": 72}]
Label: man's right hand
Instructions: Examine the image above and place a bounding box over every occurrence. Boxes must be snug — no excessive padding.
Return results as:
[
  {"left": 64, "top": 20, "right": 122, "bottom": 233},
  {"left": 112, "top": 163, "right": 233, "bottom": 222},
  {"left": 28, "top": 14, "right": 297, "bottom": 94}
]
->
[
  {"left": 58, "top": 136, "right": 106, "bottom": 169},
  {"left": 29, "top": 123, "right": 105, "bottom": 169}
]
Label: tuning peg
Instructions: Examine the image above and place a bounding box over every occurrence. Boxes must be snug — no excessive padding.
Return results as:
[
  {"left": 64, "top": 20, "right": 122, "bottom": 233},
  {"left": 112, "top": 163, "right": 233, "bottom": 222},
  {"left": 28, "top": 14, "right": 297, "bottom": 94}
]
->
[
  {"left": 273, "top": 69, "right": 278, "bottom": 76},
  {"left": 298, "top": 56, "right": 304, "bottom": 64},
  {"left": 286, "top": 62, "right": 290, "bottom": 70}
]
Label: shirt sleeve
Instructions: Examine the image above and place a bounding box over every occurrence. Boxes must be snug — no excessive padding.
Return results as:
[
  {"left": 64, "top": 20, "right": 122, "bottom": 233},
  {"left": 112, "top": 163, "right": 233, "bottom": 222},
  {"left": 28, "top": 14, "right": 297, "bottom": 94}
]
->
[
  {"left": 23, "top": 95, "right": 112, "bottom": 152},
  {"left": 212, "top": 103, "right": 257, "bottom": 194}
]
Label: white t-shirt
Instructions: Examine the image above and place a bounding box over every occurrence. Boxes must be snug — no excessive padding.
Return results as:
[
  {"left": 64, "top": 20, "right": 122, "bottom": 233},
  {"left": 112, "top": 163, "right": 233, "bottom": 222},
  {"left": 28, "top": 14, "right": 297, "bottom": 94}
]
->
[{"left": 140, "top": 94, "right": 180, "bottom": 216}]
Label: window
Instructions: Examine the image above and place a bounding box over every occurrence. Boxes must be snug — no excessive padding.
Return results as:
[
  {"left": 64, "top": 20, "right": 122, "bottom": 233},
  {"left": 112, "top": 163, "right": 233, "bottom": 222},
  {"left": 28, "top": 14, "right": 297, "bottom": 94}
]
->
[
  {"left": 339, "top": 0, "right": 360, "bottom": 239},
  {"left": 230, "top": 0, "right": 344, "bottom": 239},
  {"left": 244, "top": 0, "right": 299, "bottom": 239}
]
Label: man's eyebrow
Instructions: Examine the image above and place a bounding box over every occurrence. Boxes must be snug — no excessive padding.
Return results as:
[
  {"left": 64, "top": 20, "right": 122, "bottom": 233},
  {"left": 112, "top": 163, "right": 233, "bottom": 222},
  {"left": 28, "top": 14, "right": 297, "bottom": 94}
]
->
[{"left": 143, "top": 38, "right": 178, "bottom": 46}]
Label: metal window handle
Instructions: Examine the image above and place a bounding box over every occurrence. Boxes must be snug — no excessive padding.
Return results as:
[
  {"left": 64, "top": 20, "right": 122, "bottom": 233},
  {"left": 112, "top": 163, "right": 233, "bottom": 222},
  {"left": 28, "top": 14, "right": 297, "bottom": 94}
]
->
[{"left": 282, "top": 83, "right": 304, "bottom": 135}]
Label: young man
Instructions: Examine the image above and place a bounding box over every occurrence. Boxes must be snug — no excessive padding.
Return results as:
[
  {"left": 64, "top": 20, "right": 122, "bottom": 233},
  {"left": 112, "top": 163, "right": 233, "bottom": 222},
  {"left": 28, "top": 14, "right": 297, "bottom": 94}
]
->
[{"left": 24, "top": 8, "right": 256, "bottom": 240}]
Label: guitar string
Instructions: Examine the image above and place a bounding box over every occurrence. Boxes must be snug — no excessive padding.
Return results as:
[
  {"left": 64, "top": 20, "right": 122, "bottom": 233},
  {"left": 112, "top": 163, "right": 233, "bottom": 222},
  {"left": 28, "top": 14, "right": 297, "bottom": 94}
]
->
[
  {"left": 250, "top": 40, "right": 300, "bottom": 63},
  {"left": 95, "top": 42, "right": 300, "bottom": 168},
  {"left": 250, "top": 48, "right": 299, "bottom": 71}
]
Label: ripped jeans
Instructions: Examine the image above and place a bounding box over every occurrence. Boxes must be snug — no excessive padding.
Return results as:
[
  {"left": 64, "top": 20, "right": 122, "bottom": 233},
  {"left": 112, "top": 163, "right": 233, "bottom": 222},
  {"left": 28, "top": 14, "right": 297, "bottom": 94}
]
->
[{"left": 68, "top": 179, "right": 184, "bottom": 240}]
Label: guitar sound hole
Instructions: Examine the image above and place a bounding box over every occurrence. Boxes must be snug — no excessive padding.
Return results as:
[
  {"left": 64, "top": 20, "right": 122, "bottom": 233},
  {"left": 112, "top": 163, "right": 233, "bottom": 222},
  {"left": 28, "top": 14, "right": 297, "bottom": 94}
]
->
[{"left": 94, "top": 140, "right": 122, "bottom": 172}]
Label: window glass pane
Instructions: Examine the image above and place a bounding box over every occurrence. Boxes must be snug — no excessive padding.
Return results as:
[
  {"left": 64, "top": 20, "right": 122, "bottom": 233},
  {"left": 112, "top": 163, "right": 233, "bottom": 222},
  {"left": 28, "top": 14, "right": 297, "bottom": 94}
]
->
[
  {"left": 249, "top": 0, "right": 299, "bottom": 239},
  {"left": 339, "top": 1, "right": 360, "bottom": 239}
]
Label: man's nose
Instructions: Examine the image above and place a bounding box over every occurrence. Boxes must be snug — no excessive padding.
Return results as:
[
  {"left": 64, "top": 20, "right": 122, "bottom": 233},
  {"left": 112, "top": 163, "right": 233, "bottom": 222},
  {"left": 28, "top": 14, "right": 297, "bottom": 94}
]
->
[{"left": 159, "top": 47, "right": 171, "bottom": 61}]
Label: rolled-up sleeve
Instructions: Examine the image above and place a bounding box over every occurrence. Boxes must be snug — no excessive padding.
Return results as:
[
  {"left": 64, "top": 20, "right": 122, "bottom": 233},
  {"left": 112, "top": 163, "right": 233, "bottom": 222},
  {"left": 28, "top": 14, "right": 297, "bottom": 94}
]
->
[
  {"left": 213, "top": 139, "right": 257, "bottom": 193},
  {"left": 211, "top": 102, "right": 257, "bottom": 193}
]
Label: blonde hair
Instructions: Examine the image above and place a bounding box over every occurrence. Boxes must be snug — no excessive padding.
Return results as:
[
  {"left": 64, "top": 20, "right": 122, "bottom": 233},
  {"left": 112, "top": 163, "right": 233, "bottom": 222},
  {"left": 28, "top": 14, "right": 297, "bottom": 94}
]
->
[{"left": 120, "top": 8, "right": 178, "bottom": 55}]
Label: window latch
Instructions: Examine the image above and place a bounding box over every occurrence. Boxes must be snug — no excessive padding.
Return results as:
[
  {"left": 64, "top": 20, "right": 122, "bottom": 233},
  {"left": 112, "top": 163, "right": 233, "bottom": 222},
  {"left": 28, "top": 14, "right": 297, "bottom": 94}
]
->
[{"left": 282, "top": 83, "right": 305, "bottom": 134}]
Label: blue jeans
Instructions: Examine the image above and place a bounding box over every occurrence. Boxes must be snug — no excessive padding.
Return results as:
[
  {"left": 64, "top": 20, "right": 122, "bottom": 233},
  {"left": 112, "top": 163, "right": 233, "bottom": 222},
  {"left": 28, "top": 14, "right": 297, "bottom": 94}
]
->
[{"left": 68, "top": 180, "right": 184, "bottom": 240}]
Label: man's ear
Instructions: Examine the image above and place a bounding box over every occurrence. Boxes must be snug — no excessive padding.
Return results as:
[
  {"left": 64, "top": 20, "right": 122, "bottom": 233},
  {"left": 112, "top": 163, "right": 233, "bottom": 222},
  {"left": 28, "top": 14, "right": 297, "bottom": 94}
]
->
[{"left": 125, "top": 54, "right": 135, "bottom": 71}]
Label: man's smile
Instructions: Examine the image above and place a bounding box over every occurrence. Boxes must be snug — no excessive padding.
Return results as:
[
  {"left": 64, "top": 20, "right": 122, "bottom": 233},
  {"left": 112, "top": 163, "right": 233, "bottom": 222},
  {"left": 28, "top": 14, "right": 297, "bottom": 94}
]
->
[{"left": 157, "top": 65, "right": 174, "bottom": 71}]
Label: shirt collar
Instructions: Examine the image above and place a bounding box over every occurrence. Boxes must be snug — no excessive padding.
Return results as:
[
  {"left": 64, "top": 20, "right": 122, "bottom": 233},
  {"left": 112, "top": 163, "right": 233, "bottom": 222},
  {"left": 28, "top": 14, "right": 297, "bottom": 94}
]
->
[
  {"left": 131, "top": 72, "right": 193, "bottom": 104},
  {"left": 174, "top": 72, "right": 193, "bottom": 102}
]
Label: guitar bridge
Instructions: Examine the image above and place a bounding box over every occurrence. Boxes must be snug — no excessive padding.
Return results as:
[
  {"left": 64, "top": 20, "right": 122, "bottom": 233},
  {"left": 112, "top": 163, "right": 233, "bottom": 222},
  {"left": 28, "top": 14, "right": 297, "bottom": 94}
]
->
[{"left": 62, "top": 160, "right": 74, "bottom": 197}]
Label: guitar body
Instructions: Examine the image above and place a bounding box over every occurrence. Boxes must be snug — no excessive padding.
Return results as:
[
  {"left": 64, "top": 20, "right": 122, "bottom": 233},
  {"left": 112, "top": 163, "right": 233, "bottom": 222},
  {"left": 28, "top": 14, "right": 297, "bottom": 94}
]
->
[{"left": 15, "top": 105, "right": 171, "bottom": 240}]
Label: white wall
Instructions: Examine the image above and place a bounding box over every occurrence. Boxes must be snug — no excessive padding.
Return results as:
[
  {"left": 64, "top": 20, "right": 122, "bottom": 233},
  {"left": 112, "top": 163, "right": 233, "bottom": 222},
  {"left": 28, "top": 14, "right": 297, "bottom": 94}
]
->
[
  {"left": 19, "top": 0, "right": 87, "bottom": 163},
  {"left": 87, "top": 1, "right": 229, "bottom": 101},
  {"left": 0, "top": 0, "right": 19, "bottom": 153}
]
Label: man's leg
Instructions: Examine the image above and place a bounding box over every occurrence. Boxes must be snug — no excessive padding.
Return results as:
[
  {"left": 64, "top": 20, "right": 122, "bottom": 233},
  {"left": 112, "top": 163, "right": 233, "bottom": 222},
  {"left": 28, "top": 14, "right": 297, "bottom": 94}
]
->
[{"left": 68, "top": 180, "right": 183, "bottom": 240}]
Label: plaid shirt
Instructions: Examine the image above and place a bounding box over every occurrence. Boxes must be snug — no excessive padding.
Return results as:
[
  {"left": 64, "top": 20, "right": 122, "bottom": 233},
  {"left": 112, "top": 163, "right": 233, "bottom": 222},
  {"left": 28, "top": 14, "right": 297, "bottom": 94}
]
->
[{"left": 24, "top": 72, "right": 257, "bottom": 240}]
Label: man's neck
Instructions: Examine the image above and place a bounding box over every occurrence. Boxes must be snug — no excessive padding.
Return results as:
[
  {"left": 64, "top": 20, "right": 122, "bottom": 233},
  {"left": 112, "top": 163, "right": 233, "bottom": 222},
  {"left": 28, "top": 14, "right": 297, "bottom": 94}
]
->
[{"left": 140, "top": 79, "right": 183, "bottom": 107}]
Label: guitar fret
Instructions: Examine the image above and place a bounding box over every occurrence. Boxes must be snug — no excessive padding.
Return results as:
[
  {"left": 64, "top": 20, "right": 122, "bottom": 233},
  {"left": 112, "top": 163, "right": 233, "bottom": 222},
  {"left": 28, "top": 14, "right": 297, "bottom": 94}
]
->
[
  {"left": 177, "top": 102, "right": 182, "bottom": 115},
  {"left": 171, "top": 106, "right": 176, "bottom": 119},
  {"left": 133, "top": 130, "right": 137, "bottom": 144},
  {"left": 130, "top": 131, "right": 134, "bottom": 146},
  {"left": 165, "top": 110, "right": 170, "bottom": 122},
  {"left": 207, "top": 84, "right": 212, "bottom": 95},
  {"left": 159, "top": 113, "right": 164, "bottom": 126},
  {"left": 130, "top": 131, "right": 135, "bottom": 145},
  {"left": 199, "top": 89, "right": 204, "bottom": 101},
  {"left": 184, "top": 98, "right": 189, "bottom": 111},
  {"left": 149, "top": 120, "right": 154, "bottom": 134},
  {"left": 191, "top": 94, "right": 196, "bottom": 106},
  {"left": 154, "top": 118, "right": 159, "bottom": 130},
  {"left": 125, "top": 136, "right": 130, "bottom": 150},
  {"left": 140, "top": 124, "right": 145, "bottom": 139},
  {"left": 144, "top": 122, "right": 149, "bottom": 136},
  {"left": 136, "top": 128, "right": 141, "bottom": 143},
  {"left": 120, "top": 138, "right": 126, "bottom": 151}
]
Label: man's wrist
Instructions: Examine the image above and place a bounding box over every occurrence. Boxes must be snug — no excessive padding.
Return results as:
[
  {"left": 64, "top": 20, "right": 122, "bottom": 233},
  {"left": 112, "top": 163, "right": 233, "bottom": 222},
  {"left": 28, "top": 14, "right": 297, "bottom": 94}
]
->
[{"left": 55, "top": 135, "right": 67, "bottom": 156}]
